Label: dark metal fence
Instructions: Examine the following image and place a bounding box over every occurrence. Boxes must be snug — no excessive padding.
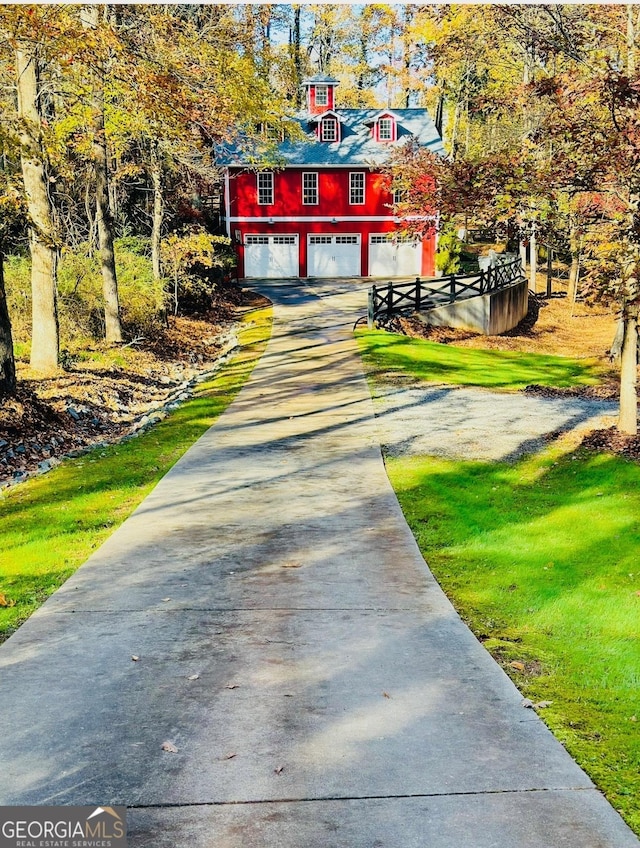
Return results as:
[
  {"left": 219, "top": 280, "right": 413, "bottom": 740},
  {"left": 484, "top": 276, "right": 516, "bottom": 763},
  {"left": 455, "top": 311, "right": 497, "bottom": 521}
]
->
[{"left": 367, "top": 257, "right": 525, "bottom": 327}]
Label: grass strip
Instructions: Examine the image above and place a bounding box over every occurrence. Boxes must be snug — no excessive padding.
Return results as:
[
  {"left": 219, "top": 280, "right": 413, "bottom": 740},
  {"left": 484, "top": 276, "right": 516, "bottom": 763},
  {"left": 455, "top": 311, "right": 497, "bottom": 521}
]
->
[
  {"left": 386, "top": 444, "right": 640, "bottom": 834},
  {"left": 356, "top": 328, "right": 604, "bottom": 390},
  {"left": 0, "top": 306, "right": 272, "bottom": 642}
]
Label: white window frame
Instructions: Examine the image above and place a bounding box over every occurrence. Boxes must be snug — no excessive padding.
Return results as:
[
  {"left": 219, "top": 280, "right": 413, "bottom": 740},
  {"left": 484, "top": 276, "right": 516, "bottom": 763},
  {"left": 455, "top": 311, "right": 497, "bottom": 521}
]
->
[
  {"left": 393, "top": 187, "right": 407, "bottom": 204},
  {"left": 349, "top": 172, "right": 365, "bottom": 205},
  {"left": 315, "top": 85, "right": 328, "bottom": 106},
  {"left": 321, "top": 117, "right": 337, "bottom": 142},
  {"left": 257, "top": 171, "right": 274, "bottom": 206},
  {"left": 378, "top": 117, "right": 394, "bottom": 141},
  {"left": 302, "top": 172, "right": 319, "bottom": 205}
]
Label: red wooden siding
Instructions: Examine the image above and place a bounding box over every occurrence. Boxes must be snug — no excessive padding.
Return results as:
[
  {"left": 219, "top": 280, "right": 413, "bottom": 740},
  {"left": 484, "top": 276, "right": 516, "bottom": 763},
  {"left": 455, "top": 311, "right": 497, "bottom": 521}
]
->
[{"left": 229, "top": 169, "right": 394, "bottom": 218}]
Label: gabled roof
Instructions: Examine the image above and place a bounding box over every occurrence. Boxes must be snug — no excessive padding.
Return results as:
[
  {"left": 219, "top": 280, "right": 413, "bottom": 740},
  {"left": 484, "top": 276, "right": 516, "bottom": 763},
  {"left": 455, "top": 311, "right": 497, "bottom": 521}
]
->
[
  {"left": 306, "top": 109, "right": 344, "bottom": 125},
  {"left": 218, "top": 108, "right": 445, "bottom": 168},
  {"left": 363, "top": 109, "right": 402, "bottom": 126}
]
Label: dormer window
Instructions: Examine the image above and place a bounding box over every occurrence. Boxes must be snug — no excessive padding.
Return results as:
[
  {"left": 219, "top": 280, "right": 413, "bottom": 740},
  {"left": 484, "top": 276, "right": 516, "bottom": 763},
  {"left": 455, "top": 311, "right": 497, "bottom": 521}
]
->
[
  {"left": 258, "top": 122, "right": 284, "bottom": 141},
  {"left": 321, "top": 117, "right": 338, "bottom": 142},
  {"left": 378, "top": 117, "right": 393, "bottom": 141},
  {"left": 365, "top": 111, "right": 399, "bottom": 142},
  {"left": 315, "top": 85, "right": 328, "bottom": 107}
]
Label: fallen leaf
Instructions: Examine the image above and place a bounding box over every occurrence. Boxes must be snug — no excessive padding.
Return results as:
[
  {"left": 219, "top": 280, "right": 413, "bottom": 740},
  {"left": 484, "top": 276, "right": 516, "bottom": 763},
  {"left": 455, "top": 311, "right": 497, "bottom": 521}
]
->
[
  {"left": 521, "top": 698, "right": 535, "bottom": 709},
  {"left": 0, "top": 593, "right": 14, "bottom": 608},
  {"left": 187, "top": 674, "right": 200, "bottom": 681},
  {"left": 226, "top": 684, "right": 239, "bottom": 690},
  {"left": 510, "top": 661, "right": 525, "bottom": 671},
  {"left": 161, "top": 741, "right": 178, "bottom": 753},
  {"left": 223, "top": 752, "right": 237, "bottom": 760},
  {"left": 274, "top": 765, "right": 284, "bottom": 774},
  {"left": 131, "top": 655, "right": 140, "bottom": 662},
  {"left": 382, "top": 691, "right": 391, "bottom": 699},
  {"left": 629, "top": 716, "right": 637, "bottom": 722}
]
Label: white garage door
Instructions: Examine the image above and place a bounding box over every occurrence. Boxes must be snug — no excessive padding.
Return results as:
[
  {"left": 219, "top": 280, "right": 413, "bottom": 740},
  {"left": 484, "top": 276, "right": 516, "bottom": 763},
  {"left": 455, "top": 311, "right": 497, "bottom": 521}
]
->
[
  {"left": 307, "top": 234, "right": 361, "bottom": 277},
  {"left": 369, "top": 234, "right": 422, "bottom": 278},
  {"left": 244, "top": 235, "right": 298, "bottom": 278}
]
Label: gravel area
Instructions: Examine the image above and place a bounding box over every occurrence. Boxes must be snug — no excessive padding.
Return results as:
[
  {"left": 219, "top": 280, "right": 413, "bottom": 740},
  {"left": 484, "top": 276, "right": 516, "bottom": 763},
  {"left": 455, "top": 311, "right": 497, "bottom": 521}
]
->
[{"left": 372, "top": 383, "right": 619, "bottom": 462}]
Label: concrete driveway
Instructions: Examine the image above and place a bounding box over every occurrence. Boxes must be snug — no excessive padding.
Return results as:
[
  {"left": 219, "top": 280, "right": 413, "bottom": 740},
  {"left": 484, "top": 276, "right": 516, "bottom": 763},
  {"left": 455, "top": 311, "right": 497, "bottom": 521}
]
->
[{"left": 0, "top": 278, "right": 637, "bottom": 847}]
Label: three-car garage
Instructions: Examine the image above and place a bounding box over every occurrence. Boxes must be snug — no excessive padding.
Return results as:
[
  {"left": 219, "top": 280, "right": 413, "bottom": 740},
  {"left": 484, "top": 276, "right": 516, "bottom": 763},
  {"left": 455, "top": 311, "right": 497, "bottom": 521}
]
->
[{"left": 242, "top": 231, "right": 429, "bottom": 279}]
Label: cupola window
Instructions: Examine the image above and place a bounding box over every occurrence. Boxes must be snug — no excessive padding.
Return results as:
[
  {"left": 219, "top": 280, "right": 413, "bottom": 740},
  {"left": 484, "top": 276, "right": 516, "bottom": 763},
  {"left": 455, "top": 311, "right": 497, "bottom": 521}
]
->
[{"left": 315, "top": 85, "right": 328, "bottom": 107}]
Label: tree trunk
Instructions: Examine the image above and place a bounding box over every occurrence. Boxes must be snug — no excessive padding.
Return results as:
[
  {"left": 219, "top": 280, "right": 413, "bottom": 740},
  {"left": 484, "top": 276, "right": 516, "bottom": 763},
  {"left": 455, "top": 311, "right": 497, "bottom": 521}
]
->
[
  {"left": 85, "top": 4, "right": 122, "bottom": 343},
  {"left": 15, "top": 43, "right": 59, "bottom": 374},
  {"left": 627, "top": 3, "right": 636, "bottom": 75},
  {"left": 449, "top": 100, "right": 461, "bottom": 158},
  {"left": 0, "top": 249, "right": 17, "bottom": 397},
  {"left": 434, "top": 92, "right": 444, "bottom": 138},
  {"left": 618, "top": 304, "right": 638, "bottom": 435},
  {"left": 529, "top": 226, "right": 537, "bottom": 292},
  {"left": 567, "top": 216, "right": 580, "bottom": 302},
  {"left": 293, "top": 6, "right": 303, "bottom": 108},
  {"left": 150, "top": 140, "right": 164, "bottom": 281}
]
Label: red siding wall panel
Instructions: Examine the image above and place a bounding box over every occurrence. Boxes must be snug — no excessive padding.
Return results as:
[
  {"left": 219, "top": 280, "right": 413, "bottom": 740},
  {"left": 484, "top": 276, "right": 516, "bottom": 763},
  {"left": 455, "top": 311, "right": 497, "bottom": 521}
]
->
[{"left": 230, "top": 169, "right": 393, "bottom": 218}]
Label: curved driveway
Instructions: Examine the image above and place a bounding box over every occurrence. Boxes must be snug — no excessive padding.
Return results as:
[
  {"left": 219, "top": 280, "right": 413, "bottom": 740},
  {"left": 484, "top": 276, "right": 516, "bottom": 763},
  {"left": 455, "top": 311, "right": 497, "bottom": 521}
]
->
[{"left": 0, "top": 279, "right": 636, "bottom": 847}]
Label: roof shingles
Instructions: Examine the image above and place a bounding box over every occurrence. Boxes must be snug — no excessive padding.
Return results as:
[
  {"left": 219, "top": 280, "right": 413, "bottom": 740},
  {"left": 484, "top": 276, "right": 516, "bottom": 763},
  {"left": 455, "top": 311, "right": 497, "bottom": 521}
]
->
[{"left": 219, "top": 108, "right": 444, "bottom": 167}]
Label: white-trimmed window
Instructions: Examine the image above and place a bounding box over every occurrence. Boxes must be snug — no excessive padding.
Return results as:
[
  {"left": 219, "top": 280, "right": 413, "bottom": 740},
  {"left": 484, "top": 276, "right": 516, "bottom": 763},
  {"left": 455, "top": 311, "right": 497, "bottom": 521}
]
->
[
  {"left": 315, "top": 85, "right": 328, "bottom": 106},
  {"left": 257, "top": 172, "right": 274, "bottom": 205},
  {"left": 321, "top": 117, "right": 337, "bottom": 142},
  {"left": 302, "top": 172, "right": 318, "bottom": 205},
  {"left": 393, "top": 187, "right": 407, "bottom": 204},
  {"left": 349, "top": 172, "right": 365, "bottom": 205},
  {"left": 378, "top": 117, "right": 394, "bottom": 141}
]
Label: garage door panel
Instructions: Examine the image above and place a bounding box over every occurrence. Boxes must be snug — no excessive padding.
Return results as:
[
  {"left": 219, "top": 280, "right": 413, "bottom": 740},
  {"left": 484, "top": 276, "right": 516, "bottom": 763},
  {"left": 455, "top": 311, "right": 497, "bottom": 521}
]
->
[
  {"left": 244, "top": 235, "right": 298, "bottom": 278},
  {"left": 369, "top": 235, "right": 421, "bottom": 278},
  {"left": 308, "top": 235, "right": 361, "bottom": 277}
]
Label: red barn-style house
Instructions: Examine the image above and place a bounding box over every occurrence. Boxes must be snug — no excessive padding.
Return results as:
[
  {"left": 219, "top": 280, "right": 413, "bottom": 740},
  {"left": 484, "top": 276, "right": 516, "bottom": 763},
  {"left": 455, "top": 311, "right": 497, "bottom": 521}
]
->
[{"left": 220, "top": 75, "right": 444, "bottom": 280}]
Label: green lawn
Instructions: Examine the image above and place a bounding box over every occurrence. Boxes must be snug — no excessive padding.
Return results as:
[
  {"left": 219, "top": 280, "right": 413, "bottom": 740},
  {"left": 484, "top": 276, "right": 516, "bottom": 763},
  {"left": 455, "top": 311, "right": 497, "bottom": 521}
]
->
[
  {"left": 356, "top": 329, "right": 604, "bottom": 390},
  {"left": 387, "top": 444, "right": 640, "bottom": 834},
  {"left": 357, "top": 326, "right": 639, "bottom": 832},
  {"left": 0, "top": 307, "right": 272, "bottom": 642}
]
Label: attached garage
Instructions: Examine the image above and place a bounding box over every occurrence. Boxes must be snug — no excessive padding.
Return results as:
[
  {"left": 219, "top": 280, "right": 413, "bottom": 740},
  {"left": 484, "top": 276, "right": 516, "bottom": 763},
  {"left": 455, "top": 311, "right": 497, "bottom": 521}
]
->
[
  {"left": 369, "top": 234, "right": 422, "bottom": 278},
  {"left": 307, "top": 234, "right": 361, "bottom": 277},
  {"left": 244, "top": 234, "right": 299, "bottom": 278}
]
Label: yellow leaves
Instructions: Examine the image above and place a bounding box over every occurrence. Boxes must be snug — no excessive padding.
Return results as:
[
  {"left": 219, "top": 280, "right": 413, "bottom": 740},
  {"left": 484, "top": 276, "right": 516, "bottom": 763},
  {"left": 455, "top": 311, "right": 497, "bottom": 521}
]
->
[{"left": 161, "top": 228, "right": 231, "bottom": 274}]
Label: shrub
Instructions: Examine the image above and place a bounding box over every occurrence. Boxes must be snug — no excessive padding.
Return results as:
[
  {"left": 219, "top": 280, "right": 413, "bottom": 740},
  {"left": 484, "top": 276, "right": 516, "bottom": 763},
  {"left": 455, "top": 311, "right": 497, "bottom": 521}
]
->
[
  {"left": 435, "top": 224, "right": 464, "bottom": 275},
  {"left": 5, "top": 239, "right": 167, "bottom": 350},
  {"left": 161, "top": 227, "right": 234, "bottom": 314}
]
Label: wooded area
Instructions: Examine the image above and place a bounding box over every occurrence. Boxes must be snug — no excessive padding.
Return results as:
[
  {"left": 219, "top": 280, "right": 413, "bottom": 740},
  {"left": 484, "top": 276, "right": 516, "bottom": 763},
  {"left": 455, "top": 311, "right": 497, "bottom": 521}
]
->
[{"left": 0, "top": 4, "right": 639, "bottom": 433}]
